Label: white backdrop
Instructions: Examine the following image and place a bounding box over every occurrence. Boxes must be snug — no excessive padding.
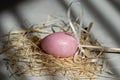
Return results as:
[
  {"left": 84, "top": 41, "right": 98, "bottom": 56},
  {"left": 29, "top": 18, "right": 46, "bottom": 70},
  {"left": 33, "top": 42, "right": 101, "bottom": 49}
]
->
[{"left": 0, "top": 0, "right": 120, "bottom": 80}]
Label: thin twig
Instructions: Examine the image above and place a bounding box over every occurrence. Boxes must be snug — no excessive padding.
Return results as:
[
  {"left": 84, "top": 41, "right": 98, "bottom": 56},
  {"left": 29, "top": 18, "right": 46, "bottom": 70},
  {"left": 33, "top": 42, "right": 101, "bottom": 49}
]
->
[{"left": 81, "top": 45, "right": 120, "bottom": 53}]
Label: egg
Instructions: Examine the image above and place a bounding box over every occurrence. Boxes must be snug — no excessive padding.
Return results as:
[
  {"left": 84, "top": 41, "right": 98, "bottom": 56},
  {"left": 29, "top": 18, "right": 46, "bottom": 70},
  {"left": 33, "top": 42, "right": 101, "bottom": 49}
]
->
[{"left": 41, "top": 32, "right": 78, "bottom": 58}]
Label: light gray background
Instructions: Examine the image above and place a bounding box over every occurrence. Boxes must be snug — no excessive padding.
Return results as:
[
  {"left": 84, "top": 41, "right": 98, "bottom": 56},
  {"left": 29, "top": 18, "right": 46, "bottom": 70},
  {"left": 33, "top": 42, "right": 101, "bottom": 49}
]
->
[{"left": 0, "top": 0, "right": 120, "bottom": 80}]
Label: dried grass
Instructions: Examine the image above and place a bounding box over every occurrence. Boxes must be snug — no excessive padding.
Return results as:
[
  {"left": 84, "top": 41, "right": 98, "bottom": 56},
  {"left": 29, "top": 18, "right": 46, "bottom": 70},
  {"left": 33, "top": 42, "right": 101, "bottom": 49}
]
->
[{"left": 0, "top": 22, "right": 117, "bottom": 80}]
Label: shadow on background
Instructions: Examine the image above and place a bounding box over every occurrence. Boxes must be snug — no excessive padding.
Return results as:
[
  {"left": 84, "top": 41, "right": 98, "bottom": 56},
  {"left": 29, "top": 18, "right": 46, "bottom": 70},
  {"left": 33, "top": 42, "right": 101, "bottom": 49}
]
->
[
  {"left": 0, "top": 0, "right": 120, "bottom": 80},
  {"left": 81, "top": 0, "right": 120, "bottom": 46},
  {"left": 80, "top": 0, "right": 120, "bottom": 80},
  {"left": 0, "top": 0, "right": 29, "bottom": 30},
  {"left": 57, "top": 0, "right": 77, "bottom": 21},
  {"left": 0, "top": 0, "right": 29, "bottom": 80},
  {"left": 109, "top": 0, "right": 120, "bottom": 13},
  {"left": 0, "top": 62, "right": 8, "bottom": 80},
  {"left": 0, "top": 0, "right": 69, "bottom": 80}
]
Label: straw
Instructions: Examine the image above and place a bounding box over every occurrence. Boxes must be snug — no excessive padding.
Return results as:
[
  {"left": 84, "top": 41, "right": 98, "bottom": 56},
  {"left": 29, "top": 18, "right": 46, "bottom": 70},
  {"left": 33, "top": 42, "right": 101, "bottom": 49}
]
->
[{"left": 0, "top": 22, "right": 114, "bottom": 80}]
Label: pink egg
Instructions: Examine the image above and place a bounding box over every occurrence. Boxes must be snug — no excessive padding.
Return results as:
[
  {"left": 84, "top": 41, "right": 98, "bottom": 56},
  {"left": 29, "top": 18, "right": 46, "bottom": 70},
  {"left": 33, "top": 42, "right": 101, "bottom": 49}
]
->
[{"left": 41, "top": 32, "right": 78, "bottom": 58}]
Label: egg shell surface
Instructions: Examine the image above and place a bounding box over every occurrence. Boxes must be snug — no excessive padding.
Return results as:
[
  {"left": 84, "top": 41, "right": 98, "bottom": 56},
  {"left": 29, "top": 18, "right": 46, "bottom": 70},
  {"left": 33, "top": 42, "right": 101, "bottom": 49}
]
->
[{"left": 41, "top": 32, "right": 78, "bottom": 58}]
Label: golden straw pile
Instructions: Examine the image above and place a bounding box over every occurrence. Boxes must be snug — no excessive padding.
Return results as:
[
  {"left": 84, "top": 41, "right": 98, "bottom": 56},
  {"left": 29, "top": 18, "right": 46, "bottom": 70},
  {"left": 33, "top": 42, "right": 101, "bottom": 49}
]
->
[{"left": 1, "top": 22, "right": 106, "bottom": 80}]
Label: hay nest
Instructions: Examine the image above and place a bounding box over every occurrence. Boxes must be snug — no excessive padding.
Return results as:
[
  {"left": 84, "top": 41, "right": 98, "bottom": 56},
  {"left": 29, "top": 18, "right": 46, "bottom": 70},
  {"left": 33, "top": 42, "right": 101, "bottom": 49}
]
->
[{"left": 0, "top": 21, "right": 107, "bottom": 80}]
